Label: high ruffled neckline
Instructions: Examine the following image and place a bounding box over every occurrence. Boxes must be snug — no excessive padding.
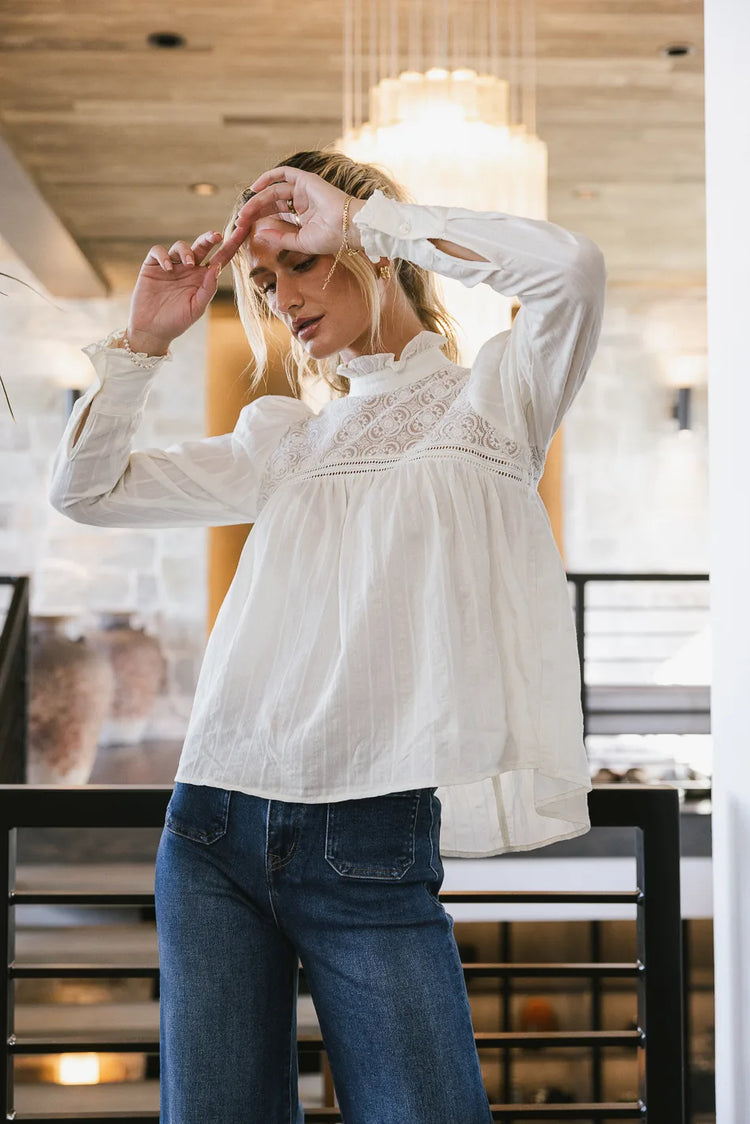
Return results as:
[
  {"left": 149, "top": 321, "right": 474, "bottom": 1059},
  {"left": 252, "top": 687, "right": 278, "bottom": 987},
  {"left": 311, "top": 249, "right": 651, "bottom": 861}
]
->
[{"left": 337, "top": 330, "right": 449, "bottom": 397}]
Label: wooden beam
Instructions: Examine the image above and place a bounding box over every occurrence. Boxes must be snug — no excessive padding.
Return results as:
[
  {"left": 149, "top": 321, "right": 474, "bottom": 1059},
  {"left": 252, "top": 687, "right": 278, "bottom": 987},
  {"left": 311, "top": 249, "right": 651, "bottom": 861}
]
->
[
  {"left": 538, "top": 428, "right": 565, "bottom": 563},
  {"left": 0, "top": 134, "right": 107, "bottom": 298},
  {"left": 206, "top": 302, "right": 295, "bottom": 633}
]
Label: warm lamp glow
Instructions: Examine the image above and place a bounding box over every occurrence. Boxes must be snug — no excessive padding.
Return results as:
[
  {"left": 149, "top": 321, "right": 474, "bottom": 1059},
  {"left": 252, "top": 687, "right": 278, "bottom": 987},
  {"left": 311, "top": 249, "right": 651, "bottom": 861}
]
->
[
  {"left": 57, "top": 1052, "right": 101, "bottom": 1085},
  {"left": 340, "top": 68, "right": 546, "bottom": 217},
  {"left": 336, "top": 2, "right": 548, "bottom": 365},
  {"left": 666, "top": 353, "right": 706, "bottom": 390},
  {"left": 338, "top": 67, "right": 547, "bottom": 364}
]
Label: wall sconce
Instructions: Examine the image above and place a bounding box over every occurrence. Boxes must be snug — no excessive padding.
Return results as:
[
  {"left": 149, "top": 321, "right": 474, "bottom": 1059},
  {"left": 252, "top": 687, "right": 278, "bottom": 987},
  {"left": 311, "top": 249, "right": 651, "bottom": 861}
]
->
[
  {"left": 666, "top": 355, "right": 704, "bottom": 435},
  {"left": 672, "top": 386, "right": 692, "bottom": 431}
]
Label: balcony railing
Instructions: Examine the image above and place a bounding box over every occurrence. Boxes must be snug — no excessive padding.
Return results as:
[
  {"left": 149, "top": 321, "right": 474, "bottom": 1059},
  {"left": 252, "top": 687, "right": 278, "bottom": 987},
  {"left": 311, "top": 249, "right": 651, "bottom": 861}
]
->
[
  {"left": 0, "top": 576, "right": 28, "bottom": 784},
  {"left": 0, "top": 784, "right": 685, "bottom": 1122},
  {"left": 567, "top": 572, "right": 710, "bottom": 738}
]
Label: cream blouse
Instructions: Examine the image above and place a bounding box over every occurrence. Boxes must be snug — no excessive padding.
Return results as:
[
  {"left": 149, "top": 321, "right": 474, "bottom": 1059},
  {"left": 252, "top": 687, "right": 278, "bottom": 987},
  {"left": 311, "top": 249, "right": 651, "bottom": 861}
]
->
[{"left": 50, "top": 189, "right": 606, "bottom": 857}]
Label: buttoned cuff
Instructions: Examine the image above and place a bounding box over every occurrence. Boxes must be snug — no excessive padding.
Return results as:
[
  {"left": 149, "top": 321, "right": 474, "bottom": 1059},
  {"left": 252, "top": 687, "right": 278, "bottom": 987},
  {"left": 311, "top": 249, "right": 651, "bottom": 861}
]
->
[{"left": 352, "top": 189, "right": 446, "bottom": 262}]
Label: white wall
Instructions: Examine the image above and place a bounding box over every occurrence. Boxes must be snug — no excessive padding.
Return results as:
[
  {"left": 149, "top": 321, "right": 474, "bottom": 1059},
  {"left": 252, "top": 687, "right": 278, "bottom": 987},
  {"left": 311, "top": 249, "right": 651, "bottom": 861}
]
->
[
  {"left": 705, "top": 0, "right": 750, "bottom": 1118},
  {"left": 565, "top": 284, "right": 709, "bottom": 573}
]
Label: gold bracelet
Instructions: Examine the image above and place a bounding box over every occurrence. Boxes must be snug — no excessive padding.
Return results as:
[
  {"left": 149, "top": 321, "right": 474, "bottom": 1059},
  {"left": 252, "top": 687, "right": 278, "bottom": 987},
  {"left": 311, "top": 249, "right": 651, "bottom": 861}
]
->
[
  {"left": 342, "top": 196, "right": 361, "bottom": 256},
  {"left": 322, "top": 196, "right": 360, "bottom": 291}
]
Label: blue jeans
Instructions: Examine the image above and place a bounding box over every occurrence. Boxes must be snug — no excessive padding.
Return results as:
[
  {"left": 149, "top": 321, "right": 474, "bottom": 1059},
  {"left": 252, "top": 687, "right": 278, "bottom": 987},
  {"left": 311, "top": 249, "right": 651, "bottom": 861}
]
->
[{"left": 155, "top": 782, "right": 493, "bottom": 1124}]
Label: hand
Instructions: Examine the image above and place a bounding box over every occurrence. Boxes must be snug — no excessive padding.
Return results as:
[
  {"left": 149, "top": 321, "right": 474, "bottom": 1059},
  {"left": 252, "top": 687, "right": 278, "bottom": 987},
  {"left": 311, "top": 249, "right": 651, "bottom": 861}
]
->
[
  {"left": 126, "top": 224, "right": 251, "bottom": 354},
  {"left": 233, "top": 165, "right": 366, "bottom": 258}
]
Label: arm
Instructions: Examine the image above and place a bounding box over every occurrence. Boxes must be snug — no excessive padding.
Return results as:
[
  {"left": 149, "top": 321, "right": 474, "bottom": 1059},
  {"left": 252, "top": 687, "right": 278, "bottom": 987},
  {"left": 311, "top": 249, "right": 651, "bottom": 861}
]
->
[
  {"left": 49, "top": 333, "right": 311, "bottom": 528},
  {"left": 351, "top": 191, "right": 606, "bottom": 450},
  {"left": 70, "top": 327, "right": 169, "bottom": 446}
]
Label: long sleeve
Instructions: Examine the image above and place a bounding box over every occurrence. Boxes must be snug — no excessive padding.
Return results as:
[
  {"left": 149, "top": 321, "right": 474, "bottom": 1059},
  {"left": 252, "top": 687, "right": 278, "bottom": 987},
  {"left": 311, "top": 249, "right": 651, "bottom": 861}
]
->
[
  {"left": 353, "top": 189, "right": 606, "bottom": 451},
  {"left": 49, "top": 338, "right": 312, "bottom": 528}
]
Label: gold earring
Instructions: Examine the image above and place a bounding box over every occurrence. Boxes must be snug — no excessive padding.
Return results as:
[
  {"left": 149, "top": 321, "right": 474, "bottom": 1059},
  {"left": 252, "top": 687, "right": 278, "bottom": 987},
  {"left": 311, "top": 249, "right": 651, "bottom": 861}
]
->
[{"left": 378, "top": 262, "right": 392, "bottom": 281}]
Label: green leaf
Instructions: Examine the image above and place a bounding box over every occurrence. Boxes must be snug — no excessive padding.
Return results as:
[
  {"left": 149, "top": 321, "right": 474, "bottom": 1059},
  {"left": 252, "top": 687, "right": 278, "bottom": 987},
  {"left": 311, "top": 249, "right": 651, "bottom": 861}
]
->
[
  {"left": 0, "top": 372, "right": 15, "bottom": 422},
  {"left": 0, "top": 269, "right": 61, "bottom": 417},
  {"left": 0, "top": 270, "right": 62, "bottom": 311}
]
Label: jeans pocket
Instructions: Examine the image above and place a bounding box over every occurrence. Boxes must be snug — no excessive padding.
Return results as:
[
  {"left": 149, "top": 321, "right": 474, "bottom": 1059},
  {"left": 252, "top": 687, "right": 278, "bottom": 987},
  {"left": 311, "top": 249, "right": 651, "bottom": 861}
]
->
[
  {"left": 324, "top": 789, "right": 421, "bottom": 881},
  {"left": 165, "top": 782, "right": 231, "bottom": 845}
]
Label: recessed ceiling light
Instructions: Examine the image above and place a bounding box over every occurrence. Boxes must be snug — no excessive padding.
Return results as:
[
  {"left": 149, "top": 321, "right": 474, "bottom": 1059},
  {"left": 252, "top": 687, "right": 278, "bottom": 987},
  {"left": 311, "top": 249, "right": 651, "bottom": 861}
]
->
[
  {"left": 147, "top": 31, "right": 186, "bottom": 49},
  {"left": 660, "top": 43, "right": 696, "bottom": 58},
  {"left": 190, "top": 182, "right": 219, "bottom": 196}
]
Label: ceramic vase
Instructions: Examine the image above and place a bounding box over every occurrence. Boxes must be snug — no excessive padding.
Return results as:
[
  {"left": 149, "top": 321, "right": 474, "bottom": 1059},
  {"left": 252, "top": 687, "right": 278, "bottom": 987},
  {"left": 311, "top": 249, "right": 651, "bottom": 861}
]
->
[
  {"left": 28, "top": 616, "right": 115, "bottom": 783},
  {"left": 94, "top": 613, "right": 167, "bottom": 747}
]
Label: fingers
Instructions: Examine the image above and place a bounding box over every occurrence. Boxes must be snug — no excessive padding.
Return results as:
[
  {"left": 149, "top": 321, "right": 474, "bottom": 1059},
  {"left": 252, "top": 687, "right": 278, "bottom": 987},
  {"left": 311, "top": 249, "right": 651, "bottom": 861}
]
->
[
  {"left": 143, "top": 232, "right": 226, "bottom": 274},
  {"left": 144, "top": 245, "right": 177, "bottom": 272},
  {"left": 206, "top": 222, "right": 251, "bottom": 271},
  {"left": 235, "top": 173, "right": 308, "bottom": 230},
  {"left": 251, "top": 225, "right": 301, "bottom": 254},
  {"left": 167, "top": 239, "right": 197, "bottom": 266},
  {"left": 191, "top": 230, "right": 222, "bottom": 264},
  {"left": 235, "top": 180, "right": 301, "bottom": 229},
  {"left": 248, "top": 165, "right": 297, "bottom": 196}
]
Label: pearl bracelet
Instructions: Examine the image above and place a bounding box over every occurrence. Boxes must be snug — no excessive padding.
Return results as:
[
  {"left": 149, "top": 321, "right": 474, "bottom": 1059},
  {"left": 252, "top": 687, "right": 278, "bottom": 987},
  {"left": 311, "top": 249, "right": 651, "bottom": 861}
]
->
[{"left": 116, "top": 330, "right": 170, "bottom": 370}]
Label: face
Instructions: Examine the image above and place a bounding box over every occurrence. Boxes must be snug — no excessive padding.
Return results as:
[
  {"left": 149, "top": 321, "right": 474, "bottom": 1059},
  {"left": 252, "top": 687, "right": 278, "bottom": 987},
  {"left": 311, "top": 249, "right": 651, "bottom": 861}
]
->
[{"left": 246, "top": 216, "right": 375, "bottom": 362}]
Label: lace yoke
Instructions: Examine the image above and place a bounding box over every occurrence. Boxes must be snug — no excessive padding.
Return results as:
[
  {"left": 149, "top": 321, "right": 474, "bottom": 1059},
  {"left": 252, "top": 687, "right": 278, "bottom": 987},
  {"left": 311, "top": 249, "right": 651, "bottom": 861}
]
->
[{"left": 257, "top": 366, "right": 545, "bottom": 511}]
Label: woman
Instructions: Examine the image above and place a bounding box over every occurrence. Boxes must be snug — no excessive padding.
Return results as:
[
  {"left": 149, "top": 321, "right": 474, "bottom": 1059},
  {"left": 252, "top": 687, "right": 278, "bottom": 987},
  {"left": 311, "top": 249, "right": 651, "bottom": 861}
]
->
[{"left": 50, "top": 149, "right": 606, "bottom": 1123}]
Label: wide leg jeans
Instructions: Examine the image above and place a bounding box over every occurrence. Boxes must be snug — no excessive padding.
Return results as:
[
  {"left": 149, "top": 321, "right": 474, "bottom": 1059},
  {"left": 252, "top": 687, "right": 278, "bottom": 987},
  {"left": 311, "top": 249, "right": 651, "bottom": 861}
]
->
[{"left": 155, "top": 781, "right": 493, "bottom": 1124}]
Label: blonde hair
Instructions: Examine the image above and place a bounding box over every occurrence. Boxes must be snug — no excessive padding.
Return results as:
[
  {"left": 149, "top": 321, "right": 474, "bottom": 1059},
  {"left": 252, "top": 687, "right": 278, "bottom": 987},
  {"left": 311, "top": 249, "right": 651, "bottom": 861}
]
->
[{"left": 226, "top": 148, "right": 460, "bottom": 399}]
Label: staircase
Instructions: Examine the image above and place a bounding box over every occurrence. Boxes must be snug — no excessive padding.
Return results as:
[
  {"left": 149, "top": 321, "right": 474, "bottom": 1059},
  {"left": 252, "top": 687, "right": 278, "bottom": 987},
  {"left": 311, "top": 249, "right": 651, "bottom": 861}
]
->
[{"left": 14, "top": 861, "right": 326, "bottom": 1115}]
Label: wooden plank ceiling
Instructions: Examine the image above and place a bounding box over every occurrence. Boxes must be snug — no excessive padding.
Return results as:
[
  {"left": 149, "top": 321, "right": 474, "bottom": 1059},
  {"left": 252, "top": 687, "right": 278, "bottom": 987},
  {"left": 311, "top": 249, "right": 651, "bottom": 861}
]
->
[{"left": 0, "top": 0, "right": 704, "bottom": 295}]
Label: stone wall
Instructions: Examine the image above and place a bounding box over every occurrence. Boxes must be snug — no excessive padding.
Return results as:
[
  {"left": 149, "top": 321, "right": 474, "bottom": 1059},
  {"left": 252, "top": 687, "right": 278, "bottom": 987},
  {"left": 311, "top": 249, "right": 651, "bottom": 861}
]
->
[{"left": 0, "top": 240, "right": 208, "bottom": 740}]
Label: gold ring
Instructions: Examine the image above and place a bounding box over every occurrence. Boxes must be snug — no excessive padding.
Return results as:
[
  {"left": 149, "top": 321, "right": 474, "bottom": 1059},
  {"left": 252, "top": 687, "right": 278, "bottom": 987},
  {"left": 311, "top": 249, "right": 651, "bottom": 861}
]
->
[{"left": 286, "top": 199, "right": 297, "bottom": 213}]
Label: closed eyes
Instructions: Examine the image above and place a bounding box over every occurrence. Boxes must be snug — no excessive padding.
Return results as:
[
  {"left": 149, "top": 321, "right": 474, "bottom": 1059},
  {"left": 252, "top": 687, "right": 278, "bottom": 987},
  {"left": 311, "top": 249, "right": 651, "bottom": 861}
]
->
[{"left": 259, "top": 257, "right": 317, "bottom": 296}]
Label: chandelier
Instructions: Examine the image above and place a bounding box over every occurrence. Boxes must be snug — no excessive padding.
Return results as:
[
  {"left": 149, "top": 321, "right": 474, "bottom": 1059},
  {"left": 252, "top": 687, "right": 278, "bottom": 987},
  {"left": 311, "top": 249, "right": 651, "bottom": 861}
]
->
[{"left": 335, "top": 0, "right": 548, "bottom": 362}]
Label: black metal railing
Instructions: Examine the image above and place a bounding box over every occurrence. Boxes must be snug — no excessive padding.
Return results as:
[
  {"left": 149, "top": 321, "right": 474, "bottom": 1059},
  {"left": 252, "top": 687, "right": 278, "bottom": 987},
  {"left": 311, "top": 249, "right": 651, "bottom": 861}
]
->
[
  {"left": 567, "top": 572, "right": 710, "bottom": 737},
  {"left": 0, "top": 784, "right": 684, "bottom": 1122},
  {"left": 0, "top": 571, "right": 710, "bottom": 783},
  {"left": 0, "top": 576, "right": 29, "bottom": 784}
]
